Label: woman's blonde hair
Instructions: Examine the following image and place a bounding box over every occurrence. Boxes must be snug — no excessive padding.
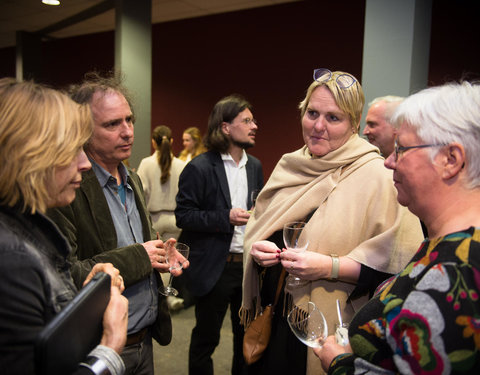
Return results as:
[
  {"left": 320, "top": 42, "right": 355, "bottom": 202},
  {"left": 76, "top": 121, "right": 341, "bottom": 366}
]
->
[
  {"left": 0, "top": 78, "right": 93, "bottom": 214},
  {"left": 299, "top": 70, "right": 365, "bottom": 132},
  {"left": 179, "top": 126, "right": 207, "bottom": 160}
]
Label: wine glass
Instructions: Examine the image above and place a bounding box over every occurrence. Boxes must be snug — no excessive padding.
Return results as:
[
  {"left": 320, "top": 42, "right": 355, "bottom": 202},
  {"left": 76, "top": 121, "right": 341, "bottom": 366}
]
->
[
  {"left": 335, "top": 299, "right": 349, "bottom": 346},
  {"left": 159, "top": 242, "right": 189, "bottom": 297},
  {"left": 283, "top": 221, "right": 309, "bottom": 287},
  {"left": 248, "top": 189, "right": 260, "bottom": 214},
  {"left": 287, "top": 301, "right": 328, "bottom": 348}
]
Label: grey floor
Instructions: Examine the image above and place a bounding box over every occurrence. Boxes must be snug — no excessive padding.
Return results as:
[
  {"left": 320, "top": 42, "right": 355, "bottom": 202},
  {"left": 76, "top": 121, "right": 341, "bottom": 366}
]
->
[{"left": 153, "top": 305, "right": 233, "bottom": 374}]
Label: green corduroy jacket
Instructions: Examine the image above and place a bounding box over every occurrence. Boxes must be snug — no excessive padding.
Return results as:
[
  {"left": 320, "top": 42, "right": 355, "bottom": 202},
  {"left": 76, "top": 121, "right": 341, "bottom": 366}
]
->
[{"left": 48, "top": 166, "right": 172, "bottom": 345}]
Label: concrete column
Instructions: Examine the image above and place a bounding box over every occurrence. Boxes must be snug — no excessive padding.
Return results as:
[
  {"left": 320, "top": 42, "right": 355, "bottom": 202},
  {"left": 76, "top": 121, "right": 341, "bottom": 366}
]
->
[
  {"left": 115, "top": 0, "right": 152, "bottom": 169},
  {"left": 360, "top": 0, "right": 432, "bottom": 130},
  {"left": 16, "top": 31, "right": 42, "bottom": 81}
]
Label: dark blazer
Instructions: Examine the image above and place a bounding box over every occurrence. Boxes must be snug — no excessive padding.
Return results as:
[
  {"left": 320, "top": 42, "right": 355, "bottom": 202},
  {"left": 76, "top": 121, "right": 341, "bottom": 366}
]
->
[
  {"left": 175, "top": 150, "right": 263, "bottom": 297},
  {"left": 47, "top": 166, "right": 172, "bottom": 346}
]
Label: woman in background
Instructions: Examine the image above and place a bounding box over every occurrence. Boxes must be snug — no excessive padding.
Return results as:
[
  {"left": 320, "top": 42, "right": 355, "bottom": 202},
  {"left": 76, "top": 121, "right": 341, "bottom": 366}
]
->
[
  {"left": 0, "top": 78, "right": 128, "bottom": 375},
  {"left": 178, "top": 126, "right": 207, "bottom": 162},
  {"left": 138, "top": 125, "right": 186, "bottom": 241}
]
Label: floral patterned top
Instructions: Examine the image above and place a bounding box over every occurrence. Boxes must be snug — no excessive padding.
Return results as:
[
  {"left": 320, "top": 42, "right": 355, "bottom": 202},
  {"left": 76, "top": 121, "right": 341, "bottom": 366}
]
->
[{"left": 329, "top": 227, "right": 480, "bottom": 374}]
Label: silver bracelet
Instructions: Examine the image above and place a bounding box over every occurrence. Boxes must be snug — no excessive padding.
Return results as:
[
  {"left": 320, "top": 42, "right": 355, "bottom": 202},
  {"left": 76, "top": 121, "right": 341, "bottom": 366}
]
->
[{"left": 80, "top": 356, "right": 111, "bottom": 375}]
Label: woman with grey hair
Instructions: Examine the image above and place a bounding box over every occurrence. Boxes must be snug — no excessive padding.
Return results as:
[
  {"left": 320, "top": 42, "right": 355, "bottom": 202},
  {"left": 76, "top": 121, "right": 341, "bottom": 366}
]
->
[{"left": 315, "top": 81, "right": 480, "bottom": 374}]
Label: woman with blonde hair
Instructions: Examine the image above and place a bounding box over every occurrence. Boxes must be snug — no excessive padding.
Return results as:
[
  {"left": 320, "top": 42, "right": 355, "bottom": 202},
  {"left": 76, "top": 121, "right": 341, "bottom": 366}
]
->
[
  {"left": 178, "top": 126, "right": 207, "bottom": 162},
  {"left": 0, "top": 78, "right": 128, "bottom": 375},
  {"left": 241, "top": 69, "right": 423, "bottom": 375}
]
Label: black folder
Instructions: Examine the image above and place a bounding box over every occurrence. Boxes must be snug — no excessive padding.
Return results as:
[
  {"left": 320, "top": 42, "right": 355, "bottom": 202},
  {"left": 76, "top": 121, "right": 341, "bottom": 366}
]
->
[{"left": 35, "top": 272, "right": 111, "bottom": 375}]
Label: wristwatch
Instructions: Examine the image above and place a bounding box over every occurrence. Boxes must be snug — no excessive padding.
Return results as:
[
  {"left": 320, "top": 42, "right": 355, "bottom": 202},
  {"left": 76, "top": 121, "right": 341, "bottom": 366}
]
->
[
  {"left": 79, "top": 356, "right": 111, "bottom": 375},
  {"left": 330, "top": 254, "right": 339, "bottom": 281}
]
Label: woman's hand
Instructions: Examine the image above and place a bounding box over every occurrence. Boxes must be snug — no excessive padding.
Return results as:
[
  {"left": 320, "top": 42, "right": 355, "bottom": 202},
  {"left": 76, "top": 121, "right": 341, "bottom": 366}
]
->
[
  {"left": 250, "top": 240, "right": 281, "bottom": 267},
  {"left": 100, "top": 285, "right": 129, "bottom": 353},
  {"left": 279, "top": 250, "right": 330, "bottom": 280},
  {"left": 279, "top": 251, "right": 361, "bottom": 283},
  {"left": 313, "top": 335, "right": 352, "bottom": 372},
  {"left": 84, "top": 263, "right": 125, "bottom": 292}
]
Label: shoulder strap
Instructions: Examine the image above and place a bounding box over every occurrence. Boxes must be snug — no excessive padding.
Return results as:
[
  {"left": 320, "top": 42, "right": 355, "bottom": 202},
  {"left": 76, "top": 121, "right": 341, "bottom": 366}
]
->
[{"left": 272, "top": 268, "right": 286, "bottom": 307}]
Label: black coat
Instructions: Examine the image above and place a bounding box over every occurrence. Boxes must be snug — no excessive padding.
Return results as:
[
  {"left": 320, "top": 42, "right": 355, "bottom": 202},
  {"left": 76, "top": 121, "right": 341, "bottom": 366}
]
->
[{"left": 175, "top": 151, "right": 263, "bottom": 296}]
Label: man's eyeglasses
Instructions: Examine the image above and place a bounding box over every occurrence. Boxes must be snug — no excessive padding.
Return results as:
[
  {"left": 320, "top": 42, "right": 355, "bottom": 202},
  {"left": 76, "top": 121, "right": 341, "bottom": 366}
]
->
[
  {"left": 393, "top": 140, "right": 446, "bottom": 161},
  {"left": 241, "top": 118, "right": 257, "bottom": 125},
  {"left": 313, "top": 68, "right": 357, "bottom": 89}
]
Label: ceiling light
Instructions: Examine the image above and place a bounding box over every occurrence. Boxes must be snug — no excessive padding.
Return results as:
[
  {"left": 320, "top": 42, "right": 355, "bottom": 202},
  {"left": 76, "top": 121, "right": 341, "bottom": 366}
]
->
[{"left": 42, "top": 0, "right": 60, "bottom": 5}]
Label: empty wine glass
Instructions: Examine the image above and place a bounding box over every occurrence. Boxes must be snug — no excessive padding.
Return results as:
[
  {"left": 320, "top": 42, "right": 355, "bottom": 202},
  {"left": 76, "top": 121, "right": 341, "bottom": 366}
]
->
[
  {"left": 283, "top": 221, "right": 309, "bottom": 287},
  {"left": 287, "top": 301, "right": 328, "bottom": 348},
  {"left": 248, "top": 189, "right": 260, "bottom": 214},
  {"left": 159, "top": 242, "right": 189, "bottom": 297},
  {"left": 335, "top": 299, "right": 349, "bottom": 346}
]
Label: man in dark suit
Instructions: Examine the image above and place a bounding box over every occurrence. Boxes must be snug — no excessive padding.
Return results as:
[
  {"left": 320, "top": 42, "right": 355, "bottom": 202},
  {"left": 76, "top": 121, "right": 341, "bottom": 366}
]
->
[{"left": 175, "top": 94, "right": 264, "bottom": 375}]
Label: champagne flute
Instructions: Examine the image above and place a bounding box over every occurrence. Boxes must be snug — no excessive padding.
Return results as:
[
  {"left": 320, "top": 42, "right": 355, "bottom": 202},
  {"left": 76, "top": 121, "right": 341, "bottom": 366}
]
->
[
  {"left": 335, "top": 299, "right": 349, "bottom": 346},
  {"left": 283, "top": 221, "right": 309, "bottom": 287},
  {"left": 287, "top": 301, "right": 328, "bottom": 348},
  {"left": 159, "top": 242, "right": 189, "bottom": 297},
  {"left": 248, "top": 189, "right": 260, "bottom": 214}
]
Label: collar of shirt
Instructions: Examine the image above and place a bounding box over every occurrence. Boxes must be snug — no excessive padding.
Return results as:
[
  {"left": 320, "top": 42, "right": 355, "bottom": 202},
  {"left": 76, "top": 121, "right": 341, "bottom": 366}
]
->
[
  {"left": 89, "top": 158, "right": 129, "bottom": 187},
  {"left": 221, "top": 149, "right": 248, "bottom": 168}
]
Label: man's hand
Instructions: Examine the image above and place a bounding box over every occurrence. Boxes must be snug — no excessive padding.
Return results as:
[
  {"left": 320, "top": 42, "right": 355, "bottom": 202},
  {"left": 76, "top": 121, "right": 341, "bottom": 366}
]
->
[
  {"left": 229, "top": 207, "right": 250, "bottom": 226},
  {"left": 143, "top": 239, "right": 170, "bottom": 272},
  {"left": 162, "top": 238, "right": 190, "bottom": 277}
]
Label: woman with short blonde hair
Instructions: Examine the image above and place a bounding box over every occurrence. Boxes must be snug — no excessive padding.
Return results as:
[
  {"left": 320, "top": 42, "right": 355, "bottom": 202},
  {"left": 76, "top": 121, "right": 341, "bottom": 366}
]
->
[
  {"left": 0, "top": 78, "right": 92, "bottom": 213},
  {"left": 241, "top": 69, "right": 422, "bottom": 375},
  {"left": 0, "top": 78, "right": 128, "bottom": 375}
]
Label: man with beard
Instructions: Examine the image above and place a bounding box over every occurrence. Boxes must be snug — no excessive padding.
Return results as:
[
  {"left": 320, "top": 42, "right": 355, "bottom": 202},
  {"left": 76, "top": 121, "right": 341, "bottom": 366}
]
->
[{"left": 175, "top": 94, "right": 263, "bottom": 375}]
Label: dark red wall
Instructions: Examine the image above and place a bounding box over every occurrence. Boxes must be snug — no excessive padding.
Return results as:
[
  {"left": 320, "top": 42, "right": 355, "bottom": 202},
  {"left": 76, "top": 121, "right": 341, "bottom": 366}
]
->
[
  {"left": 0, "top": 0, "right": 478, "bottom": 178},
  {"left": 150, "top": 0, "right": 365, "bottom": 177},
  {"left": 428, "top": 0, "right": 480, "bottom": 85}
]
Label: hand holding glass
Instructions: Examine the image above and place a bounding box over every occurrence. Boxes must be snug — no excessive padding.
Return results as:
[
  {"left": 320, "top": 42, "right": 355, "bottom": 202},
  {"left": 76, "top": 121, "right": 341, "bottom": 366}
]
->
[
  {"left": 283, "top": 221, "right": 309, "bottom": 287},
  {"left": 287, "top": 301, "right": 328, "bottom": 348},
  {"left": 159, "top": 242, "right": 189, "bottom": 297}
]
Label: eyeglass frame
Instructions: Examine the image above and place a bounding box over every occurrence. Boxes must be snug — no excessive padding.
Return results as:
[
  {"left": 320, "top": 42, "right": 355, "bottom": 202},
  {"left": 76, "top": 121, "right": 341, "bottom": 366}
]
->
[
  {"left": 313, "top": 68, "right": 357, "bottom": 89},
  {"left": 393, "top": 139, "right": 446, "bottom": 162},
  {"left": 240, "top": 117, "right": 257, "bottom": 125}
]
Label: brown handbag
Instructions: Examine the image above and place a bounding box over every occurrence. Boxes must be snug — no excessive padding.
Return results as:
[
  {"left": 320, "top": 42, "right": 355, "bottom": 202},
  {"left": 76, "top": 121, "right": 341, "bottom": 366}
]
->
[{"left": 243, "top": 268, "right": 286, "bottom": 365}]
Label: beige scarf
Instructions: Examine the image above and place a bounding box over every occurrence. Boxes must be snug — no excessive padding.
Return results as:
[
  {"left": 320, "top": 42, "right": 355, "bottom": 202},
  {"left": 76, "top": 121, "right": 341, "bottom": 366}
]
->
[{"left": 241, "top": 135, "right": 423, "bottom": 374}]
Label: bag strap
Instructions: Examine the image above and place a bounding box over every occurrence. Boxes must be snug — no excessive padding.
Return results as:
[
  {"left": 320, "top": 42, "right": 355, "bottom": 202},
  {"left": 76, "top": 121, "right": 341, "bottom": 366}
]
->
[{"left": 272, "top": 268, "right": 286, "bottom": 308}]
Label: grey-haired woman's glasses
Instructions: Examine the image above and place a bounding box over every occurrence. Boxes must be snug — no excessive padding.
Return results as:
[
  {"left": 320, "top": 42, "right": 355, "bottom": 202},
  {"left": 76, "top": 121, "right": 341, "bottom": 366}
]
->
[{"left": 394, "top": 140, "right": 446, "bottom": 162}]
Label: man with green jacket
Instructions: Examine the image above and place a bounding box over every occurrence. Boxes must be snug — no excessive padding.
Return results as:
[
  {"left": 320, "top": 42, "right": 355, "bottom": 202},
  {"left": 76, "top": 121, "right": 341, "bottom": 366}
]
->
[{"left": 48, "top": 72, "right": 184, "bottom": 375}]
